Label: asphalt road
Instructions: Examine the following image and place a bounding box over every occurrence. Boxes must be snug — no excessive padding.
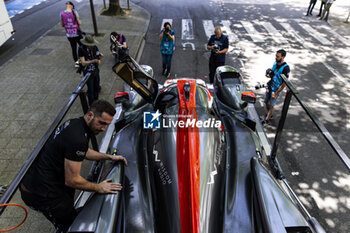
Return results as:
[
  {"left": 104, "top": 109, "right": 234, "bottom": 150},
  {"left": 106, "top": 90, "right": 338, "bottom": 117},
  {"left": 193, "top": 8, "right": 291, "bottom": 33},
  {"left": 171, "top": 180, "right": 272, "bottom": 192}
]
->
[
  {"left": 1, "top": 0, "right": 349, "bottom": 232},
  {"left": 0, "top": 0, "right": 86, "bottom": 68},
  {"left": 135, "top": 0, "right": 350, "bottom": 232}
]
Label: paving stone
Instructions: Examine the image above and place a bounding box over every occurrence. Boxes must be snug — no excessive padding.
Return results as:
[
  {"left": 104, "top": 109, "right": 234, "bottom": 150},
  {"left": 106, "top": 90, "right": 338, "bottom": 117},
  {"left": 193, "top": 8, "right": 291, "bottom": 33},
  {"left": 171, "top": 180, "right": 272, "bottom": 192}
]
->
[{"left": 0, "top": 0, "right": 150, "bottom": 231}]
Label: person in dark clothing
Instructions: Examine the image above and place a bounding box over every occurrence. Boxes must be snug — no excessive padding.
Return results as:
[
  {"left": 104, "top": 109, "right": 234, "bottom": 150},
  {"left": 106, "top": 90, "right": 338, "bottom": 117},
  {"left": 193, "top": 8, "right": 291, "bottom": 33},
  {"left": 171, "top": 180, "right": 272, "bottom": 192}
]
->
[
  {"left": 78, "top": 35, "right": 103, "bottom": 106},
  {"left": 317, "top": 0, "right": 327, "bottom": 16},
  {"left": 20, "top": 100, "right": 128, "bottom": 233},
  {"left": 306, "top": 0, "right": 317, "bottom": 16},
  {"left": 110, "top": 32, "right": 129, "bottom": 63},
  {"left": 261, "top": 49, "right": 290, "bottom": 126},
  {"left": 207, "top": 27, "right": 229, "bottom": 83}
]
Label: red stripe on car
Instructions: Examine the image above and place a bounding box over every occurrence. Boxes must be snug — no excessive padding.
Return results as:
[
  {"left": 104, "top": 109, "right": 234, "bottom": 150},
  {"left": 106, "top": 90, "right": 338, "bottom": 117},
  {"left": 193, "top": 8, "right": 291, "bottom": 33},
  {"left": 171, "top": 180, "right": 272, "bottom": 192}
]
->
[{"left": 176, "top": 80, "right": 200, "bottom": 233}]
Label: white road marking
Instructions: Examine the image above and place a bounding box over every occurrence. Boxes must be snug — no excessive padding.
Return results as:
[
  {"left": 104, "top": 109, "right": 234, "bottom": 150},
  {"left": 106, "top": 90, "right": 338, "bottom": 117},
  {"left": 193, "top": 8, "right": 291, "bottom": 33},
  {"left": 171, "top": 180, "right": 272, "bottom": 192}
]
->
[
  {"left": 221, "top": 20, "right": 239, "bottom": 42},
  {"left": 182, "top": 19, "right": 194, "bottom": 40},
  {"left": 260, "top": 21, "right": 288, "bottom": 44},
  {"left": 281, "top": 23, "right": 350, "bottom": 90},
  {"left": 160, "top": 19, "right": 173, "bottom": 32},
  {"left": 299, "top": 23, "right": 333, "bottom": 46},
  {"left": 327, "top": 28, "right": 350, "bottom": 46},
  {"left": 202, "top": 20, "right": 215, "bottom": 40},
  {"left": 241, "top": 21, "right": 265, "bottom": 43},
  {"left": 182, "top": 42, "right": 195, "bottom": 50},
  {"left": 280, "top": 22, "right": 306, "bottom": 45}
]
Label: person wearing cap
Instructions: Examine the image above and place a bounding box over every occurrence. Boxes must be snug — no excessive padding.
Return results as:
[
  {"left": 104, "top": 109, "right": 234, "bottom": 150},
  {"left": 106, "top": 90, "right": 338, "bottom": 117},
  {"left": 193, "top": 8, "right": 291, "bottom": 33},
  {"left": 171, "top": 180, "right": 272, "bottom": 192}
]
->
[
  {"left": 78, "top": 35, "right": 103, "bottom": 106},
  {"left": 20, "top": 100, "right": 128, "bottom": 233},
  {"left": 60, "top": 1, "right": 82, "bottom": 68}
]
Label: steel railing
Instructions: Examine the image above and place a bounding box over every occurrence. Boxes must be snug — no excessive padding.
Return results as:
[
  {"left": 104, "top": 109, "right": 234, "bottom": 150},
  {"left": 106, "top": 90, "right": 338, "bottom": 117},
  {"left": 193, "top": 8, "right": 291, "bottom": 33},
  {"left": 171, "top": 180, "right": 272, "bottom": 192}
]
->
[
  {"left": 0, "top": 72, "right": 100, "bottom": 215},
  {"left": 270, "top": 74, "right": 350, "bottom": 174}
]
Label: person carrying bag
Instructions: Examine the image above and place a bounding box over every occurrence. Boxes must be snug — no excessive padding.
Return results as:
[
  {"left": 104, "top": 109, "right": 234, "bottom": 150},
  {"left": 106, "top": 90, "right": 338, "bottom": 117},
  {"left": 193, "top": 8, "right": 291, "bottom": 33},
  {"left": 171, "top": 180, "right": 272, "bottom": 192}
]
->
[{"left": 60, "top": 1, "right": 83, "bottom": 68}]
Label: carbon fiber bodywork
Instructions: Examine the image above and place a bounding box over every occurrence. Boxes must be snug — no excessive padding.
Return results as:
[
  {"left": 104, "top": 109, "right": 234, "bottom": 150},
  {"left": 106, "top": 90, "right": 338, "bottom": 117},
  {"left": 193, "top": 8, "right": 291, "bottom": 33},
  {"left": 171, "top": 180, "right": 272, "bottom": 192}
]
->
[{"left": 68, "top": 59, "right": 325, "bottom": 233}]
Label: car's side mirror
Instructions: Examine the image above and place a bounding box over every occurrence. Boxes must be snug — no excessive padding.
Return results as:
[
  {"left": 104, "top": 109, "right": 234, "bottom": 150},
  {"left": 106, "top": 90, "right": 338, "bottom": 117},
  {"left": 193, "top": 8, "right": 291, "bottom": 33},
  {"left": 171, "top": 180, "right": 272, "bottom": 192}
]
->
[{"left": 241, "top": 92, "right": 256, "bottom": 104}]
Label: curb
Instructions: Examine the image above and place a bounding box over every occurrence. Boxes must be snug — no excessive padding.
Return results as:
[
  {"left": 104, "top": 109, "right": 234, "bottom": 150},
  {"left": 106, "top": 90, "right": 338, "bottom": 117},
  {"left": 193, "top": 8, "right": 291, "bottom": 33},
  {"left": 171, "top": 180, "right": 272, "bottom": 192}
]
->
[{"left": 132, "top": 2, "right": 151, "bottom": 62}]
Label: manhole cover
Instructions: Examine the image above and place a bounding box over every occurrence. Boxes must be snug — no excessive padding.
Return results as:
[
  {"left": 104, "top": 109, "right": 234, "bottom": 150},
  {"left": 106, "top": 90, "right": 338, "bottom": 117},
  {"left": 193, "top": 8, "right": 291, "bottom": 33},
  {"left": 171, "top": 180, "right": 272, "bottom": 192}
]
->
[{"left": 30, "top": 48, "right": 53, "bottom": 55}]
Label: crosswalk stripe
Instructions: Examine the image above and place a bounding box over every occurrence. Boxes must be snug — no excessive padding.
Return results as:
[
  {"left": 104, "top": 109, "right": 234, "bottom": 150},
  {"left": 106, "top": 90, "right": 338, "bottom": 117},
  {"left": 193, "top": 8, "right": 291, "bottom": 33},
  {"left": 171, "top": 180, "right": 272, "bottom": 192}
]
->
[
  {"left": 163, "top": 19, "right": 345, "bottom": 47},
  {"left": 280, "top": 22, "right": 306, "bottom": 45},
  {"left": 328, "top": 29, "right": 350, "bottom": 46},
  {"left": 182, "top": 19, "right": 194, "bottom": 40},
  {"left": 220, "top": 20, "right": 239, "bottom": 42},
  {"left": 240, "top": 21, "right": 264, "bottom": 43},
  {"left": 203, "top": 20, "right": 215, "bottom": 40},
  {"left": 160, "top": 19, "right": 173, "bottom": 32},
  {"left": 299, "top": 23, "right": 333, "bottom": 46},
  {"left": 260, "top": 22, "right": 288, "bottom": 44}
]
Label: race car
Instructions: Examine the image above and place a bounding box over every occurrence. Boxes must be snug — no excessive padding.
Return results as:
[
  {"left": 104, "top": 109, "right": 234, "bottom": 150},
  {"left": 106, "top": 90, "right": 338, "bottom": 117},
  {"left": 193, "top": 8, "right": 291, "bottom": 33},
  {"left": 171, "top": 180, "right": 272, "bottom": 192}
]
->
[{"left": 67, "top": 56, "right": 326, "bottom": 233}]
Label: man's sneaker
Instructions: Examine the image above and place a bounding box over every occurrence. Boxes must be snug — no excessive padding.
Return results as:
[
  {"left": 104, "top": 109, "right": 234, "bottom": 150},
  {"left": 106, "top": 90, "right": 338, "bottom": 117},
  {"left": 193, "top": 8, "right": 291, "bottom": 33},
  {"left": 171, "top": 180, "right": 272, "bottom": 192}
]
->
[
  {"left": 261, "top": 120, "right": 270, "bottom": 126},
  {"left": 162, "top": 68, "right": 167, "bottom": 76},
  {"left": 166, "top": 73, "right": 170, "bottom": 78},
  {"left": 75, "top": 61, "right": 80, "bottom": 68}
]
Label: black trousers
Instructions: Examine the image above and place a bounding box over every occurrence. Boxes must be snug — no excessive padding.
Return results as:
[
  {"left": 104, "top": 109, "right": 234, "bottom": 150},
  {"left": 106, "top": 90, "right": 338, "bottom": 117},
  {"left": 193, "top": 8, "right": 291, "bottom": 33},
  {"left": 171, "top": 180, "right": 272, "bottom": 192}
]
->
[
  {"left": 67, "top": 36, "right": 82, "bottom": 62},
  {"left": 86, "top": 69, "right": 100, "bottom": 106},
  {"left": 318, "top": 1, "right": 325, "bottom": 16},
  {"left": 20, "top": 187, "right": 77, "bottom": 233},
  {"left": 306, "top": 0, "right": 317, "bottom": 15},
  {"left": 209, "top": 60, "right": 225, "bottom": 83}
]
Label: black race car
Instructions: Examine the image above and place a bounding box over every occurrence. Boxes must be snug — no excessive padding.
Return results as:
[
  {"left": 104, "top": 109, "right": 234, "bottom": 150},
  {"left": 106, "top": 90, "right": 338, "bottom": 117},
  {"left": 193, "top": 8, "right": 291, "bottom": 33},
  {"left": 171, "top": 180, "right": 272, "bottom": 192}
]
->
[{"left": 68, "top": 56, "right": 326, "bottom": 233}]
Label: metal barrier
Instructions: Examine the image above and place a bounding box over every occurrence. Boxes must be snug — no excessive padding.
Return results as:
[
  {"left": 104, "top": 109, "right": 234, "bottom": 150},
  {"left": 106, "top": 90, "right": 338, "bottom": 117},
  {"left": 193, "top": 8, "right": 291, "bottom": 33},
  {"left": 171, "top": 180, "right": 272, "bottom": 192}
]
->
[
  {"left": 0, "top": 72, "right": 100, "bottom": 215},
  {"left": 270, "top": 74, "right": 350, "bottom": 176}
]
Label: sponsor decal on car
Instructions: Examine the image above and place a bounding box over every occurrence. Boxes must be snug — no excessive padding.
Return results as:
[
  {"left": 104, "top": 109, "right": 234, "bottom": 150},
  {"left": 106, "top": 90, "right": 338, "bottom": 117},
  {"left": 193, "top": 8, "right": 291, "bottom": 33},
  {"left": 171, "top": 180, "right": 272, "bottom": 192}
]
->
[{"left": 143, "top": 110, "right": 221, "bottom": 129}]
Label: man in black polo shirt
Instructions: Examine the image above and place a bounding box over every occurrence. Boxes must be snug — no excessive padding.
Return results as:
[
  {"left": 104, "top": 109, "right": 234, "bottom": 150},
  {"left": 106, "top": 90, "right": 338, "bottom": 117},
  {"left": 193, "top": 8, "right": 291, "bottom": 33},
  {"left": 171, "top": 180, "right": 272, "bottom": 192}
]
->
[
  {"left": 20, "top": 100, "right": 127, "bottom": 233},
  {"left": 207, "top": 26, "right": 229, "bottom": 83}
]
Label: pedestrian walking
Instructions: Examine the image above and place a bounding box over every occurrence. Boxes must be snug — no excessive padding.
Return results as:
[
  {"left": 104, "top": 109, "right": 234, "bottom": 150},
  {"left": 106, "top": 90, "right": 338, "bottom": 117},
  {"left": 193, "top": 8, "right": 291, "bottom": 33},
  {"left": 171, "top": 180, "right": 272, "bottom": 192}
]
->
[
  {"left": 60, "top": 1, "right": 82, "bottom": 68},
  {"left": 78, "top": 35, "right": 103, "bottom": 106},
  {"left": 261, "top": 49, "right": 290, "bottom": 126},
  {"left": 319, "top": 0, "right": 336, "bottom": 21},
  {"left": 306, "top": 0, "right": 317, "bottom": 16},
  {"left": 20, "top": 100, "right": 128, "bottom": 233},
  {"left": 160, "top": 22, "right": 175, "bottom": 78},
  {"left": 207, "top": 26, "right": 229, "bottom": 83},
  {"left": 317, "top": 0, "right": 327, "bottom": 17}
]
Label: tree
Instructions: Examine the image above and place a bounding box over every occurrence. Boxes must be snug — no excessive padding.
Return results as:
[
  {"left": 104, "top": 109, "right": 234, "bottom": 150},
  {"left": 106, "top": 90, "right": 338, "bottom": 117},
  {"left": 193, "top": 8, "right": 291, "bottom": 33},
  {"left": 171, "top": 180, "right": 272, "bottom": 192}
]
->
[{"left": 101, "top": 0, "right": 125, "bottom": 16}]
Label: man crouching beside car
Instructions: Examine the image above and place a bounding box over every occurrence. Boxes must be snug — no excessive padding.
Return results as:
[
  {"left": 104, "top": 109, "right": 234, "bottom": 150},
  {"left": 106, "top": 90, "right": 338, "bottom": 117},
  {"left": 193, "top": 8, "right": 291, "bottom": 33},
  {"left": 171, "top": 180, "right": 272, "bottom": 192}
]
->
[{"left": 20, "top": 99, "right": 127, "bottom": 233}]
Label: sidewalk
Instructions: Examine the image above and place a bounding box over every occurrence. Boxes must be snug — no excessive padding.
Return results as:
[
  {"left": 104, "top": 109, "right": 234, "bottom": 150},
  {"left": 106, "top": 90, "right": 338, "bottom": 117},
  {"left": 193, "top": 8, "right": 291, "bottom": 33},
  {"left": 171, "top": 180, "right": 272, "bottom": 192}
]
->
[
  {"left": 0, "top": 0, "right": 150, "bottom": 231},
  {"left": 327, "top": 1, "right": 350, "bottom": 33}
]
